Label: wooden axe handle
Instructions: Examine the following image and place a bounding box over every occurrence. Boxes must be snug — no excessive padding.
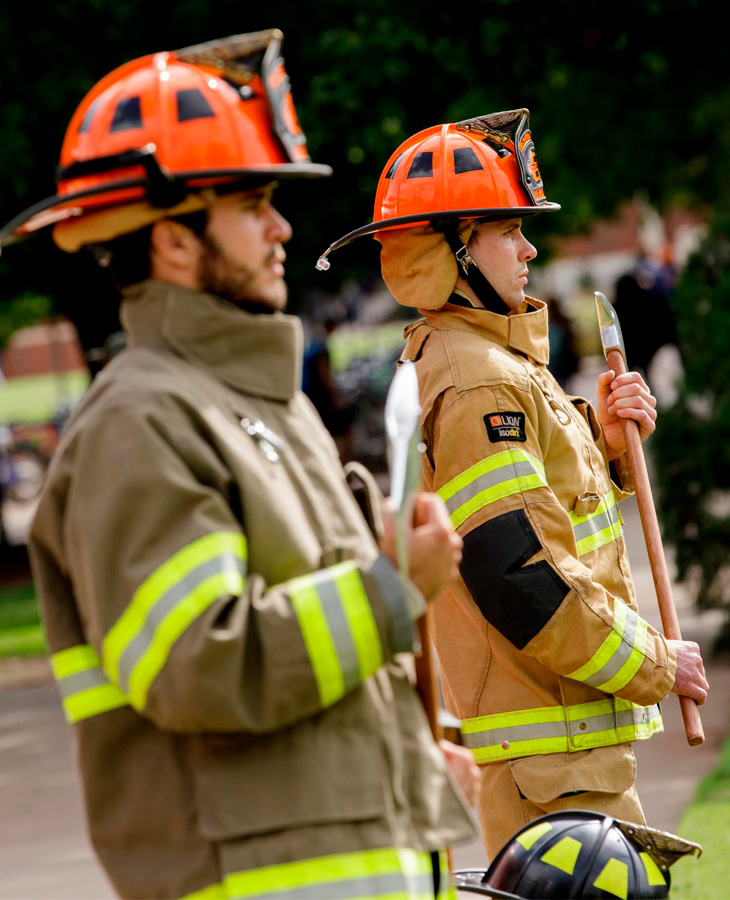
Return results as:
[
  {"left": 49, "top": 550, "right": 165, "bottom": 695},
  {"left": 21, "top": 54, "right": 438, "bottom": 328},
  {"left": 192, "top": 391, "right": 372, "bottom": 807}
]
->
[{"left": 607, "top": 349, "right": 704, "bottom": 746}]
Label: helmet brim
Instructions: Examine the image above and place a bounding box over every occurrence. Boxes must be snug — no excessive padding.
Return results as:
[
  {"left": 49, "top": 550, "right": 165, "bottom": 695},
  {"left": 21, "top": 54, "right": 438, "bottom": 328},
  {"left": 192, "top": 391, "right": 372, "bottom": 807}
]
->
[
  {"left": 1, "top": 163, "right": 333, "bottom": 247},
  {"left": 319, "top": 203, "right": 561, "bottom": 260}
]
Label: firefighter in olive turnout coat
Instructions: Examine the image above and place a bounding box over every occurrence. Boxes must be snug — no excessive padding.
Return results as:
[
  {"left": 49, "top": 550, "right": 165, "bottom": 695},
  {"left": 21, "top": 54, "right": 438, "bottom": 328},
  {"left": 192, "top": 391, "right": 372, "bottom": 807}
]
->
[
  {"left": 3, "top": 34, "right": 477, "bottom": 900},
  {"left": 318, "top": 110, "right": 679, "bottom": 860}
]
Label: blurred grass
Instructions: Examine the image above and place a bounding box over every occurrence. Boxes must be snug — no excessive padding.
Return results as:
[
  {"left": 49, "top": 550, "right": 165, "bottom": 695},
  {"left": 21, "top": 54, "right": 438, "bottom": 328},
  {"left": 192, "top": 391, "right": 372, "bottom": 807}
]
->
[
  {"left": 0, "top": 370, "right": 89, "bottom": 424},
  {"left": 669, "top": 734, "right": 730, "bottom": 898},
  {"left": 0, "top": 582, "right": 45, "bottom": 657}
]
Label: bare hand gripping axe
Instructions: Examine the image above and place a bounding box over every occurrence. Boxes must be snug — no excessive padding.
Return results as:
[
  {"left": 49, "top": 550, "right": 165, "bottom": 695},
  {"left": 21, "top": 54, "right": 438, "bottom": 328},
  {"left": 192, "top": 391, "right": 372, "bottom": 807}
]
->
[{"left": 594, "top": 291, "right": 704, "bottom": 746}]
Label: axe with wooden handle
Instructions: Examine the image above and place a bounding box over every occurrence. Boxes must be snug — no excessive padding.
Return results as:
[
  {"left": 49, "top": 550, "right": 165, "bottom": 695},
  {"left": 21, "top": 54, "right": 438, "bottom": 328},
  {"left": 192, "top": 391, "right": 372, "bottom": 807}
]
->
[{"left": 594, "top": 291, "right": 704, "bottom": 746}]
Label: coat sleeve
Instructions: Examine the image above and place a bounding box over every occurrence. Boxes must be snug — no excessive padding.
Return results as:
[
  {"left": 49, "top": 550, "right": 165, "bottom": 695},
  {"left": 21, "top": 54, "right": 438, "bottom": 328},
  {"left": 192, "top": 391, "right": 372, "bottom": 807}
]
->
[
  {"left": 425, "top": 380, "right": 676, "bottom": 708},
  {"left": 35, "top": 401, "right": 417, "bottom": 735}
]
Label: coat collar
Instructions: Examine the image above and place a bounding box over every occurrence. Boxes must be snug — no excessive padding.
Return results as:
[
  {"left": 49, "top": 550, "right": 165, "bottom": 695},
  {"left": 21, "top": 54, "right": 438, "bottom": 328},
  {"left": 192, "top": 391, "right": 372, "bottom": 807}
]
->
[
  {"left": 120, "top": 280, "right": 303, "bottom": 401},
  {"left": 420, "top": 293, "right": 550, "bottom": 365}
]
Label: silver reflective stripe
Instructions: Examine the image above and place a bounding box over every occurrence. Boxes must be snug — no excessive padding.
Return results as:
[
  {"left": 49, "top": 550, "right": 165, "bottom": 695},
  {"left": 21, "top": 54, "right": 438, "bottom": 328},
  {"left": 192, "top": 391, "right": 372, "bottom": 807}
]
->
[
  {"left": 55, "top": 666, "right": 111, "bottom": 700},
  {"left": 573, "top": 502, "right": 621, "bottom": 544},
  {"left": 443, "top": 459, "right": 541, "bottom": 517},
  {"left": 230, "top": 872, "right": 434, "bottom": 900},
  {"left": 371, "top": 554, "right": 415, "bottom": 653},
  {"left": 314, "top": 575, "right": 361, "bottom": 693},
  {"left": 580, "top": 605, "right": 638, "bottom": 690},
  {"left": 117, "top": 553, "right": 241, "bottom": 692},
  {"left": 462, "top": 700, "right": 663, "bottom": 762}
]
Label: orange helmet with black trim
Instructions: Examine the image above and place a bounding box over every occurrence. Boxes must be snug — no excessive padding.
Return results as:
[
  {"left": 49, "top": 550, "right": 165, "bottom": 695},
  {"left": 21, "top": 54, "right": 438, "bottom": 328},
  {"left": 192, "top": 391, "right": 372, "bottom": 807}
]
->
[
  {"left": 1, "top": 29, "right": 330, "bottom": 249},
  {"left": 316, "top": 109, "right": 558, "bottom": 269}
]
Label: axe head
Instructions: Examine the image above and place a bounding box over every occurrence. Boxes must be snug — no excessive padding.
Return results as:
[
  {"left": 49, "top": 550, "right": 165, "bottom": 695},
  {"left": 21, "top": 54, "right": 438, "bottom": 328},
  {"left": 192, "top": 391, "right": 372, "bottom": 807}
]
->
[{"left": 594, "top": 291, "right": 627, "bottom": 364}]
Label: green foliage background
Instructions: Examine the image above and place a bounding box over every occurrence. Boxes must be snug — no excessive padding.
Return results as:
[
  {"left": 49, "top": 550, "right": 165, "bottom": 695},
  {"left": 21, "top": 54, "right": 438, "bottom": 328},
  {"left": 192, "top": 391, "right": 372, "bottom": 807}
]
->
[
  {"left": 0, "top": 0, "right": 723, "bottom": 307},
  {"left": 653, "top": 212, "right": 730, "bottom": 651}
]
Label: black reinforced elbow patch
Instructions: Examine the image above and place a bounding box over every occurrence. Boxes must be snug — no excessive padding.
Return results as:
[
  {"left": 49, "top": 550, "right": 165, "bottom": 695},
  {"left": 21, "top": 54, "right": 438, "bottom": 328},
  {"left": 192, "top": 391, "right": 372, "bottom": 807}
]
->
[{"left": 460, "top": 509, "right": 570, "bottom": 649}]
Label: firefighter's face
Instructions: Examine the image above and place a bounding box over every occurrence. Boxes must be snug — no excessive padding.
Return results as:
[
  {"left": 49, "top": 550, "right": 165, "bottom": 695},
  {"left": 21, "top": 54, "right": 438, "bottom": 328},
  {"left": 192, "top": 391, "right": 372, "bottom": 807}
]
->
[
  {"left": 196, "top": 186, "right": 293, "bottom": 312},
  {"left": 467, "top": 218, "right": 537, "bottom": 311}
]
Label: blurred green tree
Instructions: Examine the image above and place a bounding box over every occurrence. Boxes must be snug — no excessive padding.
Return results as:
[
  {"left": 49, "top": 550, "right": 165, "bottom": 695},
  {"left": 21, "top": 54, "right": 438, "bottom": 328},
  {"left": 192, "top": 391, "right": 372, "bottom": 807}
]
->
[
  {"left": 653, "top": 211, "right": 730, "bottom": 653},
  {"left": 0, "top": 0, "right": 723, "bottom": 310}
]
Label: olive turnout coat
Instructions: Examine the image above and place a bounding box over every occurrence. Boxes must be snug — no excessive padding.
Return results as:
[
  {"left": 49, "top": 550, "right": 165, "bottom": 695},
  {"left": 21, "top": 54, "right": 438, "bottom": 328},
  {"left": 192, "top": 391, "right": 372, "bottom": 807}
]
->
[{"left": 29, "top": 280, "right": 476, "bottom": 900}]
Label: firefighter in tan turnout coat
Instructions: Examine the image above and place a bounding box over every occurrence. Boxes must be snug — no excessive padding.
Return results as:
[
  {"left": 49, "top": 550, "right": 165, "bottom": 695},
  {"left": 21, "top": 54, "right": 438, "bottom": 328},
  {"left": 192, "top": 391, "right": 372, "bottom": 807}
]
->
[
  {"left": 0, "top": 34, "right": 481, "bottom": 900},
  {"left": 319, "top": 109, "right": 709, "bottom": 860}
]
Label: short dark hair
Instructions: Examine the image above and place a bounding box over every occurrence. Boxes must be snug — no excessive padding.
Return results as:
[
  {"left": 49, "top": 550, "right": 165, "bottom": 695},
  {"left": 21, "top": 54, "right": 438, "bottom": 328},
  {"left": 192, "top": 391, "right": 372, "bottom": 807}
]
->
[{"left": 91, "top": 208, "right": 210, "bottom": 289}]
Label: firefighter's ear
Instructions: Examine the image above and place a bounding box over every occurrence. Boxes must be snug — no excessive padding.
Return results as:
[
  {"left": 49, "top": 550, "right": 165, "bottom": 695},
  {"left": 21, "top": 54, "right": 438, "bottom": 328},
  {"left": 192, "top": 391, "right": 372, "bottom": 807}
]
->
[{"left": 149, "top": 219, "right": 202, "bottom": 281}]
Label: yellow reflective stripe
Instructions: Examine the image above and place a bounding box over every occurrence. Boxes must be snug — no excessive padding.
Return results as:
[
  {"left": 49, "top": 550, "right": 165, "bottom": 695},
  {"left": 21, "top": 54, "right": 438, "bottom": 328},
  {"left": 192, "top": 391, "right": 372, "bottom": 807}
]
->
[
  {"left": 223, "top": 847, "right": 434, "bottom": 898},
  {"left": 592, "top": 858, "right": 629, "bottom": 899},
  {"left": 63, "top": 683, "right": 129, "bottom": 724},
  {"left": 568, "top": 601, "right": 628, "bottom": 683},
  {"left": 334, "top": 563, "right": 383, "bottom": 682},
  {"left": 102, "top": 531, "right": 246, "bottom": 708},
  {"left": 437, "top": 449, "right": 547, "bottom": 528},
  {"left": 462, "top": 698, "right": 663, "bottom": 762},
  {"left": 639, "top": 852, "right": 667, "bottom": 887},
  {"left": 50, "top": 644, "right": 99, "bottom": 679},
  {"left": 289, "top": 562, "right": 384, "bottom": 709},
  {"left": 289, "top": 574, "right": 345, "bottom": 708},
  {"left": 180, "top": 884, "right": 226, "bottom": 900},
  {"left": 567, "top": 601, "right": 649, "bottom": 693},
  {"left": 570, "top": 491, "right": 622, "bottom": 556},
  {"left": 127, "top": 569, "right": 243, "bottom": 709},
  {"left": 598, "top": 619, "right": 648, "bottom": 694},
  {"left": 541, "top": 836, "right": 582, "bottom": 875},
  {"left": 51, "top": 644, "right": 130, "bottom": 723}
]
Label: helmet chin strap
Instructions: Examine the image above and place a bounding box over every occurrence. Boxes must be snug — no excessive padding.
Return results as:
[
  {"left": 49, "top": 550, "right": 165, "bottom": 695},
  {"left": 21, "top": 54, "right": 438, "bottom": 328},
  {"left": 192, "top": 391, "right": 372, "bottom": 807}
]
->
[{"left": 440, "top": 224, "right": 507, "bottom": 314}]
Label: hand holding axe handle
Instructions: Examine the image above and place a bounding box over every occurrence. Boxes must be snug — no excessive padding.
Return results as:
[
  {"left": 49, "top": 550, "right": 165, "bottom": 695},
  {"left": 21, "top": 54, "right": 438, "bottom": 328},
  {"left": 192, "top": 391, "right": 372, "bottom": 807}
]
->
[
  {"left": 594, "top": 291, "right": 704, "bottom": 746},
  {"left": 384, "top": 360, "right": 442, "bottom": 740}
]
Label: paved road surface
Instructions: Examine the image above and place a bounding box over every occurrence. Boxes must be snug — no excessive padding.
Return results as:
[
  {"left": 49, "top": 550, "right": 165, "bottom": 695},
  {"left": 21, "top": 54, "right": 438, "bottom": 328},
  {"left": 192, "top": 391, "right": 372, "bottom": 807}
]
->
[{"left": 0, "top": 503, "right": 727, "bottom": 898}]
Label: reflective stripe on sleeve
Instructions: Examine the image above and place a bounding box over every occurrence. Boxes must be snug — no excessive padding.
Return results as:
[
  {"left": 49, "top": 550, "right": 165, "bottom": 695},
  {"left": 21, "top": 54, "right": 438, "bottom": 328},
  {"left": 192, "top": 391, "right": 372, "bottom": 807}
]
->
[
  {"left": 566, "top": 600, "right": 648, "bottom": 694},
  {"left": 288, "top": 561, "right": 384, "bottom": 709},
  {"left": 223, "top": 847, "right": 437, "bottom": 900},
  {"left": 50, "top": 644, "right": 130, "bottom": 723},
  {"left": 437, "top": 449, "right": 547, "bottom": 529},
  {"left": 569, "top": 491, "right": 623, "bottom": 557},
  {"left": 461, "top": 698, "right": 663, "bottom": 762},
  {"left": 103, "top": 531, "right": 247, "bottom": 711}
]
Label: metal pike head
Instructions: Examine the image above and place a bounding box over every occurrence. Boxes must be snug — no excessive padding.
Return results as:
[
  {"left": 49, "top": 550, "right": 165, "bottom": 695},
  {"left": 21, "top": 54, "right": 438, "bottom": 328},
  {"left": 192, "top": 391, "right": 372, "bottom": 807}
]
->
[{"left": 594, "top": 291, "right": 627, "bottom": 362}]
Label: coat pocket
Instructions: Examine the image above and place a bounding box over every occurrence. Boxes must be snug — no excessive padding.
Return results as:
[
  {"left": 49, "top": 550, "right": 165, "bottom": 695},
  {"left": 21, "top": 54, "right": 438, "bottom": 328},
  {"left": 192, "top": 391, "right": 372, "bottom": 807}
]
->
[
  {"left": 192, "top": 720, "right": 386, "bottom": 841},
  {"left": 508, "top": 744, "right": 637, "bottom": 806}
]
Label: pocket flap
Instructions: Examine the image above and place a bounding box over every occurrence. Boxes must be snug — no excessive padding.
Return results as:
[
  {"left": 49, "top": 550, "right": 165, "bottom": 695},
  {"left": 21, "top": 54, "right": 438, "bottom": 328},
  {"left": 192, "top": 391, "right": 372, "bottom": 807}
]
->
[
  {"left": 508, "top": 744, "right": 636, "bottom": 805},
  {"left": 193, "top": 722, "right": 386, "bottom": 841},
  {"left": 573, "top": 492, "right": 601, "bottom": 516}
]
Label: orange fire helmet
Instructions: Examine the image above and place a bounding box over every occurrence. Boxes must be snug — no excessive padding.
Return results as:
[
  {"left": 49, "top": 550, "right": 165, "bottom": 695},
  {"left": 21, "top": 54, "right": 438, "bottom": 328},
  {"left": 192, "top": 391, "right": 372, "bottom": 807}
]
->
[
  {"left": 1, "top": 29, "right": 331, "bottom": 250},
  {"left": 316, "top": 108, "right": 559, "bottom": 270}
]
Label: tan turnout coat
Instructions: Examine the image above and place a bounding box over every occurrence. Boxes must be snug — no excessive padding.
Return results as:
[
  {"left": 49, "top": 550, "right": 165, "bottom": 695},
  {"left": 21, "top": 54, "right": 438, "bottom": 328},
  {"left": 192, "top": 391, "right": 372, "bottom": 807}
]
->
[
  {"left": 401, "top": 296, "right": 677, "bottom": 851},
  {"left": 29, "top": 280, "right": 476, "bottom": 899}
]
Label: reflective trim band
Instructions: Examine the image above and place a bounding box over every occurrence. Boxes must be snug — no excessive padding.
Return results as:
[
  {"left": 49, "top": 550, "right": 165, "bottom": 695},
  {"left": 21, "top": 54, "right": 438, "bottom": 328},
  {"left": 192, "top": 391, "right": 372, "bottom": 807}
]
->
[
  {"left": 461, "top": 697, "right": 663, "bottom": 762},
  {"left": 50, "top": 644, "right": 129, "bottom": 723},
  {"left": 180, "top": 885, "right": 226, "bottom": 900},
  {"left": 540, "top": 836, "right": 582, "bottom": 875},
  {"left": 570, "top": 491, "right": 623, "bottom": 556},
  {"left": 437, "top": 449, "right": 547, "bottom": 528},
  {"left": 223, "top": 847, "right": 436, "bottom": 900},
  {"left": 103, "top": 531, "right": 247, "bottom": 710},
  {"left": 639, "top": 852, "right": 667, "bottom": 887},
  {"left": 517, "top": 822, "right": 553, "bottom": 850},
  {"left": 289, "top": 561, "right": 384, "bottom": 709},
  {"left": 567, "top": 601, "right": 648, "bottom": 694},
  {"left": 592, "top": 858, "right": 629, "bottom": 899}
]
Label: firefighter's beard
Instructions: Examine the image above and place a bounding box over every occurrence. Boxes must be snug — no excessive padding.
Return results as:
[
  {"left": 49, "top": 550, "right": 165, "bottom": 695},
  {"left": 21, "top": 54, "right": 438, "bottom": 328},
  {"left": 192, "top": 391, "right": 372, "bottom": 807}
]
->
[{"left": 196, "top": 231, "right": 287, "bottom": 315}]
